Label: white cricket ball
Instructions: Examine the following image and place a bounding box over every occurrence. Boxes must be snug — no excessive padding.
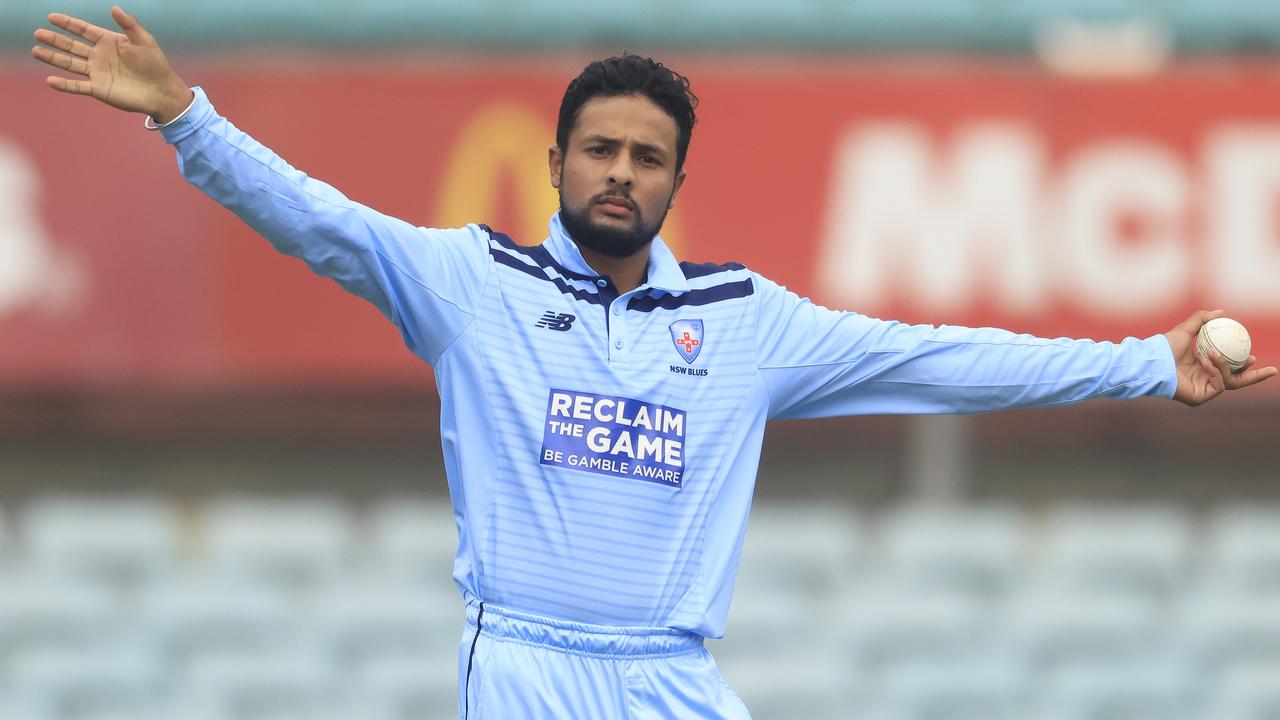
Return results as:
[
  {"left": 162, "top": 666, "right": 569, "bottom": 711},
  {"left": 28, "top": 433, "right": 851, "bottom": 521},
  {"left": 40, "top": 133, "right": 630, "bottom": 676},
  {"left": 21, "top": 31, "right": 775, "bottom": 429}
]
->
[{"left": 1197, "top": 317, "right": 1251, "bottom": 373}]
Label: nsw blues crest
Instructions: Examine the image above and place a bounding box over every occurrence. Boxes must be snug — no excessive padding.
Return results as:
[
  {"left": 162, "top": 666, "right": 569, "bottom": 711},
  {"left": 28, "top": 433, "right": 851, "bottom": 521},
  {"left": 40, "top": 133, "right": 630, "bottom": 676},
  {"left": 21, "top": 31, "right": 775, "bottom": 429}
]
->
[{"left": 669, "top": 319, "right": 704, "bottom": 364}]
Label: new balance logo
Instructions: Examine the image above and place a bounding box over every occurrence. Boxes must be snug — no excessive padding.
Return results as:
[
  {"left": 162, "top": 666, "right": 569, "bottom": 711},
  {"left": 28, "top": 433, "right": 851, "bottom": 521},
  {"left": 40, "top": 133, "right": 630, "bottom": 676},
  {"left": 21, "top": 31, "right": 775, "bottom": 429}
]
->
[{"left": 534, "top": 312, "right": 576, "bottom": 332}]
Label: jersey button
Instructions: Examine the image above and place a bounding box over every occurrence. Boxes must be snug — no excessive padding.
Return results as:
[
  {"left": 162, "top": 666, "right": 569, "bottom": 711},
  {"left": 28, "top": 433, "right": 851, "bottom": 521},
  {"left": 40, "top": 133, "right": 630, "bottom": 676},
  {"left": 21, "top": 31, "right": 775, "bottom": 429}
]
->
[
  {"left": 596, "top": 279, "right": 608, "bottom": 288},
  {"left": 612, "top": 307, "right": 621, "bottom": 316},
  {"left": 614, "top": 340, "right": 623, "bottom": 349}
]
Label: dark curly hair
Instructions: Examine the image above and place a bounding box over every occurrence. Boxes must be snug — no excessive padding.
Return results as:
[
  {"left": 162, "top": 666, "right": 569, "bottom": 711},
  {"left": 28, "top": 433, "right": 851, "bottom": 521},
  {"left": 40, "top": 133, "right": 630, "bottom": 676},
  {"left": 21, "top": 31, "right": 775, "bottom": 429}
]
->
[{"left": 557, "top": 54, "right": 699, "bottom": 173}]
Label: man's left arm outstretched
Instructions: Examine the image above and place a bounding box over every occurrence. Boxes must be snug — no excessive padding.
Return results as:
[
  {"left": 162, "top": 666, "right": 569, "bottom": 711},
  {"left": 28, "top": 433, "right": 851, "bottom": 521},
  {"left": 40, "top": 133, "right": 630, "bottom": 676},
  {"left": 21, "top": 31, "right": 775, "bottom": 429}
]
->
[{"left": 751, "top": 274, "right": 1276, "bottom": 420}]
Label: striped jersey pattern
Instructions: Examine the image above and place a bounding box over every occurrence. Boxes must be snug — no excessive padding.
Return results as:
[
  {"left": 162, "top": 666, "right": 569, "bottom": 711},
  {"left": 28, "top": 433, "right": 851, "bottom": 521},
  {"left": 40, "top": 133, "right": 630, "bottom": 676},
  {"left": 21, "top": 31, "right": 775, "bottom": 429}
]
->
[{"left": 161, "top": 87, "right": 1179, "bottom": 638}]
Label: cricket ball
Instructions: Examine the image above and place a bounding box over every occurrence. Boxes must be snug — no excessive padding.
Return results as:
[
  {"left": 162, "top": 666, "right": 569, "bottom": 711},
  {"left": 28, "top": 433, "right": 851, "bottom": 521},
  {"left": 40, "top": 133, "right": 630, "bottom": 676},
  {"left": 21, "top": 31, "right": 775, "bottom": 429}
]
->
[{"left": 1197, "top": 317, "right": 1251, "bottom": 373}]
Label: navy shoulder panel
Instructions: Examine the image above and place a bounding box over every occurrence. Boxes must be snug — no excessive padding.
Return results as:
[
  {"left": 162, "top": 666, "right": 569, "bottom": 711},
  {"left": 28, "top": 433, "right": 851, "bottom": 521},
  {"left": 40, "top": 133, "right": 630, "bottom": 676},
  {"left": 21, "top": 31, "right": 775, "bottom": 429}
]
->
[
  {"left": 478, "top": 224, "right": 607, "bottom": 307},
  {"left": 679, "top": 260, "right": 747, "bottom": 280},
  {"left": 629, "top": 278, "right": 754, "bottom": 312},
  {"left": 479, "top": 224, "right": 597, "bottom": 282}
]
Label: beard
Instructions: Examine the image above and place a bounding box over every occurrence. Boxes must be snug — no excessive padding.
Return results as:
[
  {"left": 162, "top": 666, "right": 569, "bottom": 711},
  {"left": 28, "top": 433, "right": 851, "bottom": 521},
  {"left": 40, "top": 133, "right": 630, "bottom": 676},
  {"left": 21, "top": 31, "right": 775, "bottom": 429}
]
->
[{"left": 558, "top": 188, "right": 672, "bottom": 259}]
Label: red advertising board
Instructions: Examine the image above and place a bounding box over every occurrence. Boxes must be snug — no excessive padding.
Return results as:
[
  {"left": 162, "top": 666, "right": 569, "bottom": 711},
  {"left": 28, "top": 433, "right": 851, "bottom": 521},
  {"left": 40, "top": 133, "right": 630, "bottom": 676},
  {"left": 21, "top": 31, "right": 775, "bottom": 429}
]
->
[{"left": 3, "top": 56, "right": 1280, "bottom": 390}]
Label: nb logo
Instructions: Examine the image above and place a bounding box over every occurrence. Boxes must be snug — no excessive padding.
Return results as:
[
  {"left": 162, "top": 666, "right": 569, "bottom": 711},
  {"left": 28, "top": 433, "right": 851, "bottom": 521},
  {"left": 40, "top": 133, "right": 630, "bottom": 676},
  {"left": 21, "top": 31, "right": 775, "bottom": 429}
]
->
[{"left": 534, "top": 312, "right": 576, "bottom": 332}]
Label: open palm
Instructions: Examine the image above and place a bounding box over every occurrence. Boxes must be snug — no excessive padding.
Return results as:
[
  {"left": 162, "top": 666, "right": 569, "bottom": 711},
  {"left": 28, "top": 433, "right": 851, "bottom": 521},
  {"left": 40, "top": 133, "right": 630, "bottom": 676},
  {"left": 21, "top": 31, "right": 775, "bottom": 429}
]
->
[{"left": 32, "top": 6, "right": 190, "bottom": 120}]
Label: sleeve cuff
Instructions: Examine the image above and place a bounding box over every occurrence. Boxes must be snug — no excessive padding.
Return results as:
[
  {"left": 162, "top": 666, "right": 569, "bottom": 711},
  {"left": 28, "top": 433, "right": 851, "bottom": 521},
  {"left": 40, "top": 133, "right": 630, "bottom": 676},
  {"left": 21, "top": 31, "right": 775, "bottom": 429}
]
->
[
  {"left": 1148, "top": 333, "right": 1179, "bottom": 399},
  {"left": 147, "top": 86, "right": 215, "bottom": 145}
]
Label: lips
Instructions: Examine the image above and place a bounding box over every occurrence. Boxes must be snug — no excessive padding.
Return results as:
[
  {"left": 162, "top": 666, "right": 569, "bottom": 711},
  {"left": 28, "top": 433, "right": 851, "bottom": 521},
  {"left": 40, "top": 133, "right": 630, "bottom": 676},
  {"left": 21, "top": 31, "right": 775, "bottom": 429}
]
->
[{"left": 596, "top": 197, "right": 634, "bottom": 212}]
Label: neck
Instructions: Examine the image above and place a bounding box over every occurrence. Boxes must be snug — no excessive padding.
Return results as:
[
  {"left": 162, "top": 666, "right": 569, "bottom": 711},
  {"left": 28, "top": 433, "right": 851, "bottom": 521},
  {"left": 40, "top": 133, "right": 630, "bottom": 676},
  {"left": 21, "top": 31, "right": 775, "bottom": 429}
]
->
[{"left": 576, "top": 242, "right": 650, "bottom": 295}]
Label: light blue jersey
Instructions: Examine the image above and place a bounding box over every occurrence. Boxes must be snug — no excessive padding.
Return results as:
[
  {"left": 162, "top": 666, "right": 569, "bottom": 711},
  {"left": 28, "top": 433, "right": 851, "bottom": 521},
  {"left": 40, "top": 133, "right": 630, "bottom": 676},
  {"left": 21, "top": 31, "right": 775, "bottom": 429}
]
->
[{"left": 161, "top": 87, "right": 1177, "bottom": 642}]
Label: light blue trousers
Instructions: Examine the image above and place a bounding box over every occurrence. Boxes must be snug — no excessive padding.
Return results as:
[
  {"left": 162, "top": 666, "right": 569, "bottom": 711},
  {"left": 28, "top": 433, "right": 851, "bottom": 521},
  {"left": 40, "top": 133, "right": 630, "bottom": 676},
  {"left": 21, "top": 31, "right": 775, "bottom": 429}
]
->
[{"left": 457, "top": 600, "right": 752, "bottom": 719}]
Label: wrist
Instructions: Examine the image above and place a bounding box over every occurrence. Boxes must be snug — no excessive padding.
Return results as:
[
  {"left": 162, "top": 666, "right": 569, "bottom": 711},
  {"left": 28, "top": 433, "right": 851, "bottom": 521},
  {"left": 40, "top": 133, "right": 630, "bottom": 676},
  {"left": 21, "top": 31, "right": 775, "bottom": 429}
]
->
[{"left": 150, "top": 80, "right": 193, "bottom": 124}]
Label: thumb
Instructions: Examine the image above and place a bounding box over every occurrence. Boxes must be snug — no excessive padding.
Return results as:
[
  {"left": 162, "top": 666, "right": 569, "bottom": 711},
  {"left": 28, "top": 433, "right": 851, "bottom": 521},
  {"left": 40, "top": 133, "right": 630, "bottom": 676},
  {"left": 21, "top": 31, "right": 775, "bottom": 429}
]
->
[
  {"left": 1176, "top": 308, "right": 1224, "bottom": 335},
  {"left": 111, "top": 6, "right": 153, "bottom": 45}
]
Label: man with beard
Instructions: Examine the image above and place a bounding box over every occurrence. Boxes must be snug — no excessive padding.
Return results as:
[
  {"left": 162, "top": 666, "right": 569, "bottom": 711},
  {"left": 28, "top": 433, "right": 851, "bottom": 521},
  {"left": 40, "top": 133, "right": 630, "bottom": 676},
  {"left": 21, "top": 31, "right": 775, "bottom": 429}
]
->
[{"left": 32, "top": 7, "right": 1276, "bottom": 719}]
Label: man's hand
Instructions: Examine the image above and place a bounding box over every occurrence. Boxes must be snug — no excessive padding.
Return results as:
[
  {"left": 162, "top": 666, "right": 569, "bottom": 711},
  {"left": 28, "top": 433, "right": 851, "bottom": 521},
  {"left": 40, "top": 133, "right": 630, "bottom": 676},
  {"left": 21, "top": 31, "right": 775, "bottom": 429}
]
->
[
  {"left": 32, "top": 6, "right": 192, "bottom": 122},
  {"left": 1166, "top": 309, "right": 1276, "bottom": 406}
]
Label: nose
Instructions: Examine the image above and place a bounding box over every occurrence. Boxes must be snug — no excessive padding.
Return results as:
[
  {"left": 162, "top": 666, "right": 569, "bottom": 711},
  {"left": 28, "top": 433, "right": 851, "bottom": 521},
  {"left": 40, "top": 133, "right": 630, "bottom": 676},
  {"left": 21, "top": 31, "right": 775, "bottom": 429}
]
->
[{"left": 606, "top": 157, "right": 634, "bottom": 188}]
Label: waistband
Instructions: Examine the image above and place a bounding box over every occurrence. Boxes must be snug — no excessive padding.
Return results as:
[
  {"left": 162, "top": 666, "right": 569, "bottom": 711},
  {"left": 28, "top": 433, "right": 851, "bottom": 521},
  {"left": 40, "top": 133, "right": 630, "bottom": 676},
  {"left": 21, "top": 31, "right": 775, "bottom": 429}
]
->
[{"left": 464, "top": 599, "right": 704, "bottom": 659}]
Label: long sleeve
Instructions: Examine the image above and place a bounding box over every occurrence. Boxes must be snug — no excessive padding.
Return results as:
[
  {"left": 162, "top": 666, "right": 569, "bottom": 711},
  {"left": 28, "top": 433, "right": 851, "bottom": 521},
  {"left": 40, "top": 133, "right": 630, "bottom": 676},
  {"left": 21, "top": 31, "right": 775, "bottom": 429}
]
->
[
  {"left": 753, "top": 274, "right": 1178, "bottom": 420},
  {"left": 159, "top": 87, "right": 491, "bottom": 365}
]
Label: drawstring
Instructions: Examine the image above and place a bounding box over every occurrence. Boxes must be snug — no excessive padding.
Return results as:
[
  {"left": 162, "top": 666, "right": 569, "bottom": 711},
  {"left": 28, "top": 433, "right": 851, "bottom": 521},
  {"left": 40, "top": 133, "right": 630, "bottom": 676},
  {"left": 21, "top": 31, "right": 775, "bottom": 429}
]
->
[{"left": 464, "top": 602, "right": 485, "bottom": 719}]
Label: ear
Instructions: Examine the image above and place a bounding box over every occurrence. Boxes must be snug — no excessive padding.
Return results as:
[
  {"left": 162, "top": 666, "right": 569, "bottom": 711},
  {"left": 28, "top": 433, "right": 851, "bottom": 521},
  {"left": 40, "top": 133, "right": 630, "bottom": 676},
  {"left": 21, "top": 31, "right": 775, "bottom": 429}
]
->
[
  {"left": 668, "top": 169, "right": 687, "bottom": 209},
  {"left": 549, "top": 145, "right": 564, "bottom": 189}
]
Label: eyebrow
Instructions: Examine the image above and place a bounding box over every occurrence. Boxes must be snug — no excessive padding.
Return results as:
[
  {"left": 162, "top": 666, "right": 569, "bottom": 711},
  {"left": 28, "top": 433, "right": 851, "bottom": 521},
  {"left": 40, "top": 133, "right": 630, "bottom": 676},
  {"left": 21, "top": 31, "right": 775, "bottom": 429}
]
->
[{"left": 583, "top": 135, "right": 669, "bottom": 158}]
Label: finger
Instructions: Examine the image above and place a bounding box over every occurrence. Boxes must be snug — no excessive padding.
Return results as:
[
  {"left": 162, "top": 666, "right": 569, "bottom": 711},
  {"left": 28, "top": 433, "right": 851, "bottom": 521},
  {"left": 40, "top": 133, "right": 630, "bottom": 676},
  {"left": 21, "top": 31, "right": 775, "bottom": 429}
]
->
[
  {"left": 1226, "top": 364, "right": 1278, "bottom": 390},
  {"left": 31, "top": 46, "right": 90, "bottom": 77},
  {"left": 1198, "top": 349, "right": 1216, "bottom": 376},
  {"left": 111, "top": 6, "right": 153, "bottom": 46},
  {"left": 1198, "top": 351, "right": 1226, "bottom": 395},
  {"left": 45, "top": 75, "right": 94, "bottom": 96},
  {"left": 48, "top": 12, "right": 111, "bottom": 43},
  {"left": 1206, "top": 349, "right": 1232, "bottom": 390},
  {"left": 34, "top": 28, "right": 94, "bottom": 58}
]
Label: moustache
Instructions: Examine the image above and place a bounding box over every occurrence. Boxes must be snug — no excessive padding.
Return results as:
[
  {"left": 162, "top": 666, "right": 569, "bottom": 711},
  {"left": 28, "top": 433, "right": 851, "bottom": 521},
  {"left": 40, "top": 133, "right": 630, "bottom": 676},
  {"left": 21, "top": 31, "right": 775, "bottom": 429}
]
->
[{"left": 593, "top": 192, "right": 636, "bottom": 211}]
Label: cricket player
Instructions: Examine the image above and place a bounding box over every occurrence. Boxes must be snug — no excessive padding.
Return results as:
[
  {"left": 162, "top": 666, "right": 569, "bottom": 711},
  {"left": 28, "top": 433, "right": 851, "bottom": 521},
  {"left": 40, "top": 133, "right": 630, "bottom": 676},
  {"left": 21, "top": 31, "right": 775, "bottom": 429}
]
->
[{"left": 32, "top": 7, "right": 1277, "bottom": 719}]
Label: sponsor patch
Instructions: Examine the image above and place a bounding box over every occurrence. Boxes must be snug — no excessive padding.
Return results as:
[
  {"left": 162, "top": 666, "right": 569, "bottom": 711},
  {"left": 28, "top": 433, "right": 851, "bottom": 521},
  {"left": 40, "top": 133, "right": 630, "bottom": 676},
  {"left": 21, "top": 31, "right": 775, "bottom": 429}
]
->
[{"left": 540, "top": 389, "right": 685, "bottom": 488}]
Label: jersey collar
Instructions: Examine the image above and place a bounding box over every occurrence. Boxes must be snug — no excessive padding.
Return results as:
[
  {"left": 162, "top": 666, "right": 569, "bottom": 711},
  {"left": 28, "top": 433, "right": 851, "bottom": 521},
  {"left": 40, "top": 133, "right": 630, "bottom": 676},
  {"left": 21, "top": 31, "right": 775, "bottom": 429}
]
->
[{"left": 545, "top": 213, "right": 690, "bottom": 294}]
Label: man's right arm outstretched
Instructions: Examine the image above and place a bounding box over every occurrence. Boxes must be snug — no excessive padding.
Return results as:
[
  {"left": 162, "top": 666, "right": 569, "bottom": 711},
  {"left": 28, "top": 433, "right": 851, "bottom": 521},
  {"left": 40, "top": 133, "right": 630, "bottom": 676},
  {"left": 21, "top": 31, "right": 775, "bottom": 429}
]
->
[{"left": 33, "top": 7, "right": 491, "bottom": 366}]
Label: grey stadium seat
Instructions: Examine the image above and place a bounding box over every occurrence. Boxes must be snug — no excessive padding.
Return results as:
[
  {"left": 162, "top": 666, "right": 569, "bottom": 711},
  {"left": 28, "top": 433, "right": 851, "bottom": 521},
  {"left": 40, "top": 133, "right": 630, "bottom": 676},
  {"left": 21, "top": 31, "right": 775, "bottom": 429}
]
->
[
  {"left": 4, "top": 642, "right": 163, "bottom": 718},
  {"left": 0, "top": 566, "right": 120, "bottom": 650},
  {"left": 19, "top": 494, "right": 182, "bottom": 589},
  {"left": 176, "top": 644, "right": 337, "bottom": 720},
  {"left": 342, "top": 651, "right": 460, "bottom": 720},
  {"left": 877, "top": 652, "right": 1030, "bottom": 720},
  {"left": 874, "top": 502, "right": 1025, "bottom": 598},
  {"left": 1178, "top": 586, "right": 1280, "bottom": 667},
  {"left": 1037, "top": 502, "right": 1192, "bottom": 597},
  {"left": 202, "top": 496, "right": 356, "bottom": 591},
  {"left": 141, "top": 573, "right": 301, "bottom": 659},
  {"left": 1206, "top": 659, "right": 1280, "bottom": 720},
  {"left": 313, "top": 577, "right": 462, "bottom": 662},
  {"left": 841, "top": 578, "right": 986, "bottom": 666},
  {"left": 1205, "top": 503, "right": 1280, "bottom": 591},
  {"left": 1032, "top": 655, "right": 1199, "bottom": 720},
  {"left": 997, "top": 580, "right": 1164, "bottom": 667},
  {"left": 363, "top": 497, "right": 458, "bottom": 584}
]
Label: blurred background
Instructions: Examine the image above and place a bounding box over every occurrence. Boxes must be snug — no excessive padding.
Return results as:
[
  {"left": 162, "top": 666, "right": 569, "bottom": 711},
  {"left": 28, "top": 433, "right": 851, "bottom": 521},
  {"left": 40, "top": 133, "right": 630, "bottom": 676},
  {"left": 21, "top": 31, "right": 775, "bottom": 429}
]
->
[{"left": 3, "top": 1, "right": 1280, "bottom": 719}]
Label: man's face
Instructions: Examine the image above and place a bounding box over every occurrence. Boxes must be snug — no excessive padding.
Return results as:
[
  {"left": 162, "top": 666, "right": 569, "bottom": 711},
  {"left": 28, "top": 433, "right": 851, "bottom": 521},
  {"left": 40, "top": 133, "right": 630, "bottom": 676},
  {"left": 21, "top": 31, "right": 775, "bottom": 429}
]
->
[{"left": 550, "top": 94, "right": 686, "bottom": 258}]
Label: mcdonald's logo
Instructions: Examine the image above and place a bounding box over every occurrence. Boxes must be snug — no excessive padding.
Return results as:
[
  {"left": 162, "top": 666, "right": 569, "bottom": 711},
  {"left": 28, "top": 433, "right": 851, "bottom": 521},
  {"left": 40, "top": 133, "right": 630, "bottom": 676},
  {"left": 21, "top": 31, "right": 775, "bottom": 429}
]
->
[{"left": 433, "top": 101, "right": 682, "bottom": 252}]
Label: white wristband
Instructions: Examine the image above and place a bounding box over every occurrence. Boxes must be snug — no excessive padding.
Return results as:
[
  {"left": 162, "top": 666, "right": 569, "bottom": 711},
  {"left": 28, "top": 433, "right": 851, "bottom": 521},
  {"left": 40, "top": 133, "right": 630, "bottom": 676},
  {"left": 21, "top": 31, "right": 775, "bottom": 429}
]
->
[{"left": 144, "top": 93, "right": 197, "bottom": 130}]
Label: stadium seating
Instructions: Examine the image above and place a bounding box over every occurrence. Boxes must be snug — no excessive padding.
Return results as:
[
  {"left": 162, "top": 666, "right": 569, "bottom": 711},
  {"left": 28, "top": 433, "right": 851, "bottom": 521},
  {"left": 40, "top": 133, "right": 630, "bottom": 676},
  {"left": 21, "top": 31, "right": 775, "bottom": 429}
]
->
[
  {"left": 1206, "top": 660, "right": 1280, "bottom": 720},
  {"left": 202, "top": 496, "right": 355, "bottom": 593},
  {"left": 5, "top": 641, "right": 162, "bottom": 719},
  {"left": 0, "top": 694, "right": 56, "bottom": 720},
  {"left": 19, "top": 494, "right": 182, "bottom": 591},
  {"left": 874, "top": 502, "right": 1025, "bottom": 598},
  {"left": 0, "top": 566, "right": 120, "bottom": 651},
  {"left": 998, "top": 579, "right": 1166, "bottom": 666},
  {"left": 1037, "top": 502, "right": 1192, "bottom": 597},
  {"left": 1, "top": 495, "right": 1279, "bottom": 720},
  {"left": 1204, "top": 504, "right": 1280, "bottom": 591},
  {"left": 876, "top": 652, "right": 1029, "bottom": 720},
  {"left": 1033, "top": 654, "right": 1198, "bottom": 720},
  {"left": 343, "top": 649, "right": 460, "bottom": 720},
  {"left": 362, "top": 496, "right": 458, "bottom": 584},
  {"left": 1179, "top": 586, "right": 1280, "bottom": 667},
  {"left": 314, "top": 577, "right": 461, "bottom": 661}
]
